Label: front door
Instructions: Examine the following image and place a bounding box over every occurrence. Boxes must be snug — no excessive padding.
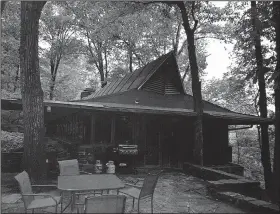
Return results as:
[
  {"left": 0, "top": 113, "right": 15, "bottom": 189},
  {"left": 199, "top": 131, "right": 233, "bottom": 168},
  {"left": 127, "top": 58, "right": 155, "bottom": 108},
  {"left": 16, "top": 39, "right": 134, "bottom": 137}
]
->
[
  {"left": 145, "top": 119, "right": 160, "bottom": 165},
  {"left": 161, "top": 121, "right": 175, "bottom": 167}
]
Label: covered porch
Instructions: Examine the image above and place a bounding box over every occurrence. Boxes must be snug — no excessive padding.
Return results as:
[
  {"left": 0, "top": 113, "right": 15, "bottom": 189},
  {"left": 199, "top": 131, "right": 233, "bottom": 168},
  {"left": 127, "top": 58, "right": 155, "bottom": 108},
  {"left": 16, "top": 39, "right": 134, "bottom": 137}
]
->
[
  {"left": 46, "top": 108, "right": 197, "bottom": 169},
  {"left": 2, "top": 98, "right": 274, "bottom": 171},
  {"left": 44, "top": 108, "right": 245, "bottom": 170}
]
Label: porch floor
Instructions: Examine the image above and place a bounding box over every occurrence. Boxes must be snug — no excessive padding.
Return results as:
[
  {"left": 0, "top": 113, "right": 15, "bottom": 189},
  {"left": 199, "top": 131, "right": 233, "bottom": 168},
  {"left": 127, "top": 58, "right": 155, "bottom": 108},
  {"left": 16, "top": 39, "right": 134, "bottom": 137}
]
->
[{"left": 1, "top": 172, "right": 246, "bottom": 213}]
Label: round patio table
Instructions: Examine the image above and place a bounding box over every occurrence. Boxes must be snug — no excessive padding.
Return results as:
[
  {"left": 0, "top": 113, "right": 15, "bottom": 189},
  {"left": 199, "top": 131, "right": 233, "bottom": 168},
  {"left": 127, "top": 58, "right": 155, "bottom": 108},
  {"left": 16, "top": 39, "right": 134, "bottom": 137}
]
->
[{"left": 58, "top": 174, "right": 125, "bottom": 212}]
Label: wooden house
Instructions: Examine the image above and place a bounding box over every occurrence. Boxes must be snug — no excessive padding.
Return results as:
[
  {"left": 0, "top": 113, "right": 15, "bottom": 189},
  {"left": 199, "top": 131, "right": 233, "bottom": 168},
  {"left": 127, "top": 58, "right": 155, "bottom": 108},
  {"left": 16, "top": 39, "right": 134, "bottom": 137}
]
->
[{"left": 1, "top": 51, "right": 273, "bottom": 169}]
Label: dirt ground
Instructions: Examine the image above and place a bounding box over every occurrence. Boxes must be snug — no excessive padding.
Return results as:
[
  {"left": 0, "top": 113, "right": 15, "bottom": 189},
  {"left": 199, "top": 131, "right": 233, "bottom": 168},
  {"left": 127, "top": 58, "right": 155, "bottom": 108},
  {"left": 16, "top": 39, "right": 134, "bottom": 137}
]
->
[{"left": 1, "top": 172, "right": 246, "bottom": 213}]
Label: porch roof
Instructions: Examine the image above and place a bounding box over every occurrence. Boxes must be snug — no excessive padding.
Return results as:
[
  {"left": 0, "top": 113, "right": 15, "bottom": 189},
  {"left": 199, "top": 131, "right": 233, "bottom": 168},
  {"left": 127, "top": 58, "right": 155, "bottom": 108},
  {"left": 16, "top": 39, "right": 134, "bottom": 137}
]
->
[{"left": 1, "top": 98, "right": 274, "bottom": 125}]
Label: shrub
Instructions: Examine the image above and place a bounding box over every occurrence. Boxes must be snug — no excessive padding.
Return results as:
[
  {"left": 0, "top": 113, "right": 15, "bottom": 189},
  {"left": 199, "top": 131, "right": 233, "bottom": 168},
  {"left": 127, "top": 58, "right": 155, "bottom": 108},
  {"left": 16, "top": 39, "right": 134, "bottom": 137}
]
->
[{"left": 1, "top": 130, "right": 23, "bottom": 152}]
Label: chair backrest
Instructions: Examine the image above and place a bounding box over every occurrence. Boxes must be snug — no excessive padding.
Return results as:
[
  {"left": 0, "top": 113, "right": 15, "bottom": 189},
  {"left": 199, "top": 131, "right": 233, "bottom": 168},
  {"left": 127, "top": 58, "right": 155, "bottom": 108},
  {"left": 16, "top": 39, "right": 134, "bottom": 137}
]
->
[
  {"left": 139, "top": 170, "right": 162, "bottom": 198},
  {"left": 58, "top": 159, "right": 80, "bottom": 176},
  {"left": 14, "top": 171, "right": 34, "bottom": 209},
  {"left": 83, "top": 195, "right": 126, "bottom": 213}
]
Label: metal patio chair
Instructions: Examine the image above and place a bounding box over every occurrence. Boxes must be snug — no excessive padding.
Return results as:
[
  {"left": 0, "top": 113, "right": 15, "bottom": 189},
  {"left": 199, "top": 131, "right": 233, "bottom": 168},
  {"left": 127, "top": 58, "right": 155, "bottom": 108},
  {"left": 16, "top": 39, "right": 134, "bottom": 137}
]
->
[
  {"left": 83, "top": 195, "right": 126, "bottom": 213},
  {"left": 58, "top": 159, "right": 94, "bottom": 211},
  {"left": 119, "top": 170, "right": 163, "bottom": 213},
  {"left": 58, "top": 159, "right": 91, "bottom": 176},
  {"left": 14, "top": 171, "right": 62, "bottom": 213}
]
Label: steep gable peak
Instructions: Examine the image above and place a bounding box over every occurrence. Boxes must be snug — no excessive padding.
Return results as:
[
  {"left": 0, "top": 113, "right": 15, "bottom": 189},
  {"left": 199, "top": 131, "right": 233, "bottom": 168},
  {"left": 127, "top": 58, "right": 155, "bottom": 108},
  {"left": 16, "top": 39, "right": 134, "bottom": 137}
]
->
[
  {"left": 82, "top": 51, "right": 184, "bottom": 100},
  {"left": 140, "top": 51, "right": 185, "bottom": 95}
]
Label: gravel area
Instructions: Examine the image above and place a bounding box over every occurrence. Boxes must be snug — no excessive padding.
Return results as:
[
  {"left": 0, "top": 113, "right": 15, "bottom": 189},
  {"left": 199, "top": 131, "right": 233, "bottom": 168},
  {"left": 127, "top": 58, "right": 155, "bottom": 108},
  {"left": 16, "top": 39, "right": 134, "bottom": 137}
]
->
[{"left": 1, "top": 172, "right": 245, "bottom": 213}]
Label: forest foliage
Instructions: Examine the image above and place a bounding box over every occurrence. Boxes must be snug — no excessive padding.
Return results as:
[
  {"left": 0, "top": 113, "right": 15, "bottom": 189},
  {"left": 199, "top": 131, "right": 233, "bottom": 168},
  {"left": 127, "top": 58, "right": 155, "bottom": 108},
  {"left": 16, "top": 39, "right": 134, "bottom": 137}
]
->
[{"left": 1, "top": 1, "right": 224, "bottom": 100}]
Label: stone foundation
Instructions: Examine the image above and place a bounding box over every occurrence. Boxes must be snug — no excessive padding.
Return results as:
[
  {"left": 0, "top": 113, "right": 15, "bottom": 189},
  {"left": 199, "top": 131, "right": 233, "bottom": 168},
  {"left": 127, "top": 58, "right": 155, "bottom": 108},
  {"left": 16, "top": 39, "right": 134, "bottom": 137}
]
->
[
  {"left": 183, "top": 162, "right": 279, "bottom": 211},
  {"left": 210, "top": 190, "right": 279, "bottom": 214}
]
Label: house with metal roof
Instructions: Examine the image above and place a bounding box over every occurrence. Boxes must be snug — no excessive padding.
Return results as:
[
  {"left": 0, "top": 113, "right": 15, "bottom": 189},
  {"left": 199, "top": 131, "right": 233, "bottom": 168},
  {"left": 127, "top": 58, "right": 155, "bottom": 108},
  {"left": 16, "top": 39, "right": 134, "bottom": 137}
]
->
[{"left": 1, "top": 51, "right": 273, "bottom": 169}]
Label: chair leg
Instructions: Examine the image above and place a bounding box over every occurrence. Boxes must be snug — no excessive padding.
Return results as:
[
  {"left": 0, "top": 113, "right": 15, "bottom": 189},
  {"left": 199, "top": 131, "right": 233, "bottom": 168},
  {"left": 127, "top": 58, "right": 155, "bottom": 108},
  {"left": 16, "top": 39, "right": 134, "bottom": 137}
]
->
[
  {"left": 61, "top": 193, "right": 63, "bottom": 214},
  {"left": 151, "top": 196, "right": 153, "bottom": 214},
  {"left": 137, "top": 198, "right": 140, "bottom": 214},
  {"left": 55, "top": 205, "right": 58, "bottom": 214},
  {"left": 71, "top": 192, "right": 75, "bottom": 211},
  {"left": 132, "top": 197, "right": 135, "bottom": 207}
]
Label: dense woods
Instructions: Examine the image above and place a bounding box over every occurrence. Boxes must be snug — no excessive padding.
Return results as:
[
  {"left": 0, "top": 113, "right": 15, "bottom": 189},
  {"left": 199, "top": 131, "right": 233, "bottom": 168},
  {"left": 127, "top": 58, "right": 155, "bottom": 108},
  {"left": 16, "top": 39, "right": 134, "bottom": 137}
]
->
[{"left": 1, "top": 0, "right": 279, "bottom": 203}]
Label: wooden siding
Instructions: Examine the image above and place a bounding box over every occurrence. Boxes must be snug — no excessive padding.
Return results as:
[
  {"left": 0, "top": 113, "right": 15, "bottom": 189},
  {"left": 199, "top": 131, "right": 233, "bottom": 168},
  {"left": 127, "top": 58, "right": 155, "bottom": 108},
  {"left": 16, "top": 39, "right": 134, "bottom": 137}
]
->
[
  {"left": 142, "top": 72, "right": 165, "bottom": 94},
  {"left": 165, "top": 79, "right": 180, "bottom": 95}
]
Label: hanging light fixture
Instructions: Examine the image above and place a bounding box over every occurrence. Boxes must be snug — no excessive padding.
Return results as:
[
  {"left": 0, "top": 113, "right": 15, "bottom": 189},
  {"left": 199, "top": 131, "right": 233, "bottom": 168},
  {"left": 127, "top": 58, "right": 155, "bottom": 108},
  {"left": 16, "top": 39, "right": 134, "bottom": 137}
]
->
[{"left": 47, "top": 106, "right": 51, "bottom": 112}]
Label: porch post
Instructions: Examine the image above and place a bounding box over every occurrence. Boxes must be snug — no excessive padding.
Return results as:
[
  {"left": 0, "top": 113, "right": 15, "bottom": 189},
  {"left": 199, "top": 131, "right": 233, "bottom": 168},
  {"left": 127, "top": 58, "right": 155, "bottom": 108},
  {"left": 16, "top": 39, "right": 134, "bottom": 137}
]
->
[
  {"left": 110, "top": 115, "right": 116, "bottom": 145},
  {"left": 142, "top": 116, "right": 147, "bottom": 166},
  {"left": 132, "top": 114, "right": 140, "bottom": 146},
  {"left": 159, "top": 126, "right": 162, "bottom": 167},
  {"left": 193, "top": 120, "right": 204, "bottom": 165},
  {"left": 90, "top": 113, "right": 96, "bottom": 145}
]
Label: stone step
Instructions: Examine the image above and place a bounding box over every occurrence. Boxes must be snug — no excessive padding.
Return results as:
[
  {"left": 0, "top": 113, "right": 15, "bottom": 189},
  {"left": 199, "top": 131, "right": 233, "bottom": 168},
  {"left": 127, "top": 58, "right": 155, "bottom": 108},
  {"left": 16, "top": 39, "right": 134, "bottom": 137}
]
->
[
  {"left": 210, "top": 191, "right": 279, "bottom": 214},
  {"left": 183, "top": 162, "right": 246, "bottom": 181},
  {"left": 207, "top": 179, "right": 260, "bottom": 192},
  {"left": 208, "top": 179, "right": 259, "bottom": 185}
]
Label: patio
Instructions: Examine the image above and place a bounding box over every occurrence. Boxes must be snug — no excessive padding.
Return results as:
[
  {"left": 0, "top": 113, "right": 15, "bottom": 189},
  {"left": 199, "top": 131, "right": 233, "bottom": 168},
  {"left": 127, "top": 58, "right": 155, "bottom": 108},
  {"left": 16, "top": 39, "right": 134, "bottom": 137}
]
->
[{"left": 1, "top": 171, "right": 245, "bottom": 213}]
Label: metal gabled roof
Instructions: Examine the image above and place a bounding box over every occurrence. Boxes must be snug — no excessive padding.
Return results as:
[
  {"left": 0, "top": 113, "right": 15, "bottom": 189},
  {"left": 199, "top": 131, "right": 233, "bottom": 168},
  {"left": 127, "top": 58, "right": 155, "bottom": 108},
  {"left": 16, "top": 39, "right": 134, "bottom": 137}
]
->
[{"left": 82, "top": 52, "right": 173, "bottom": 100}]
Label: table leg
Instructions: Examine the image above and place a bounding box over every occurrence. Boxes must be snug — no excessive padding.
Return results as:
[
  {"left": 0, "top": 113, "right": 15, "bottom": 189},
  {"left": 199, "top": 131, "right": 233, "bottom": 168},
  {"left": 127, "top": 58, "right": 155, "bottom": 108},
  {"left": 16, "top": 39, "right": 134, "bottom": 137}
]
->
[
  {"left": 71, "top": 192, "right": 76, "bottom": 212},
  {"left": 61, "top": 191, "right": 73, "bottom": 213}
]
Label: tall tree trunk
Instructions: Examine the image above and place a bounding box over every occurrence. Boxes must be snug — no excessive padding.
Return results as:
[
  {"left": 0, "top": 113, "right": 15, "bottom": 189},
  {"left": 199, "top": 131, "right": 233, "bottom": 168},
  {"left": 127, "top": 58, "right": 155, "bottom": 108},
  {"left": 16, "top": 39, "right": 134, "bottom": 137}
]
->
[
  {"left": 173, "top": 20, "right": 182, "bottom": 57},
  {"left": 104, "top": 47, "right": 108, "bottom": 78},
  {"left": 251, "top": 1, "right": 272, "bottom": 191},
  {"left": 86, "top": 32, "right": 106, "bottom": 87},
  {"left": 182, "top": 65, "right": 190, "bottom": 82},
  {"left": 49, "top": 57, "right": 60, "bottom": 100},
  {"left": 273, "top": 0, "right": 280, "bottom": 205},
  {"left": 49, "top": 78, "right": 55, "bottom": 100},
  {"left": 237, "top": 133, "right": 240, "bottom": 164},
  {"left": 49, "top": 60, "right": 55, "bottom": 100},
  {"left": 1, "top": 1, "right": 6, "bottom": 15},
  {"left": 96, "top": 42, "right": 106, "bottom": 88},
  {"left": 129, "top": 46, "right": 133, "bottom": 73},
  {"left": 20, "top": 1, "right": 47, "bottom": 181},
  {"left": 177, "top": 2, "right": 204, "bottom": 165},
  {"left": 14, "top": 64, "right": 20, "bottom": 92}
]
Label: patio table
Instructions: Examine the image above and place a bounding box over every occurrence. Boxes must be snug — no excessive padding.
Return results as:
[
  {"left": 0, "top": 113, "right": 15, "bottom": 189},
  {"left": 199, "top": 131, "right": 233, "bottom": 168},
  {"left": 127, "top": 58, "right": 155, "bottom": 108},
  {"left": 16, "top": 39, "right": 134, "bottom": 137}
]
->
[{"left": 58, "top": 174, "right": 125, "bottom": 212}]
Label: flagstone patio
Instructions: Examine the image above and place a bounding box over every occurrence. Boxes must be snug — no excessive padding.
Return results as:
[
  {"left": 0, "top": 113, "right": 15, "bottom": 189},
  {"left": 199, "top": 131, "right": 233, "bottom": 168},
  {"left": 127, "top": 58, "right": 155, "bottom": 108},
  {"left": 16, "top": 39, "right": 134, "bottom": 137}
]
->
[{"left": 1, "top": 172, "right": 245, "bottom": 213}]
